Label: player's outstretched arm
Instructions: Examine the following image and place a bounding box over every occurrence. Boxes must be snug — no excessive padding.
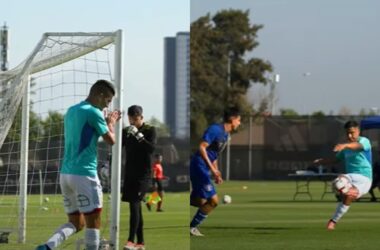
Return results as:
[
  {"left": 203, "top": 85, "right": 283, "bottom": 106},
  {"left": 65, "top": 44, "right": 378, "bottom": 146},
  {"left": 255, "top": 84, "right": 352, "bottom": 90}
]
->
[{"left": 333, "top": 142, "right": 363, "bottom": 152}]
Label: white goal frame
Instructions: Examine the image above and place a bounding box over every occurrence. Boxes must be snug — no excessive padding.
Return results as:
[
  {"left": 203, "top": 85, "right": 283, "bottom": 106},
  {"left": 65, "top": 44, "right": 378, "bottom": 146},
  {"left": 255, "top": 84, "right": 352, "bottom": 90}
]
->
[{"left": 14, "top": 30, "right": 124, "bottom": 249}]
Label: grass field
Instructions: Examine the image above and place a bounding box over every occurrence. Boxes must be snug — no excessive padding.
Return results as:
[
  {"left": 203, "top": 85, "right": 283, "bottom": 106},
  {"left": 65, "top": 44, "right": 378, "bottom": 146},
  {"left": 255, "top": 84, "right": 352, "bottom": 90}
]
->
[
  {"left": 2, "top": 181, "right": 380, "bottom": 249},
  {"left": 191, "top": 181, "right": 380, "bottom": 250},
  {"left": 0, "top": 192, "right": 189, "bottom": 250}
]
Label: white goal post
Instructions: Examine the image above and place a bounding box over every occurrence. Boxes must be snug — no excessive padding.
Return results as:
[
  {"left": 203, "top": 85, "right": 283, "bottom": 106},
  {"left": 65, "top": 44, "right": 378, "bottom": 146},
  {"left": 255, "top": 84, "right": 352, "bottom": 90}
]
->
[{"left": 0, "top": 30, "right": 123, "bottom": 249}]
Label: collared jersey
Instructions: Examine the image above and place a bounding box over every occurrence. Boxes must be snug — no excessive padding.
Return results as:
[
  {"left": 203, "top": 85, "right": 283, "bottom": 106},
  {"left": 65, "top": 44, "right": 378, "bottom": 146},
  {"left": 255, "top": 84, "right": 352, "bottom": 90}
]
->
[
  {"left": 61, "top": 101, "right": 108, "bottom": 177},
  {"left": 336, "top": 136, "right": 372, "bottom": 179}
]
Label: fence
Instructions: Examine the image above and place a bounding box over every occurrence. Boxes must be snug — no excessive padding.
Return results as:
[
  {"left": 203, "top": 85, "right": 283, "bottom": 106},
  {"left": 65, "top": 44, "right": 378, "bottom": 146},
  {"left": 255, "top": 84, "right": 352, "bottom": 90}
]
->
[{"left": 220, "top": 116, "right": 380, "bottom": 180}]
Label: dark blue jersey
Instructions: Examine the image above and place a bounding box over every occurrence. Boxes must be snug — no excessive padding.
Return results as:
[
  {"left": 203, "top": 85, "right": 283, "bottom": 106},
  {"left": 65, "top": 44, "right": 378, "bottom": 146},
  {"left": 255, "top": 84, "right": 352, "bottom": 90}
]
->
[
  {"left": 190, "top": 123, "right": 227, "bottom": 199},
  {"left": 193, "top": 123, "right": 228, "bottom": 163}
]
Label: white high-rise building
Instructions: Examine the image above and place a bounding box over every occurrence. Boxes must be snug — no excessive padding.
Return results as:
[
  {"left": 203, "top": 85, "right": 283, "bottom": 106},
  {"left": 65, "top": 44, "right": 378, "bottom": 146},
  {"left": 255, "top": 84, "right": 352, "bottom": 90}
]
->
[{"left": 164, "top": 32, "right": 189, "bottom": 139}]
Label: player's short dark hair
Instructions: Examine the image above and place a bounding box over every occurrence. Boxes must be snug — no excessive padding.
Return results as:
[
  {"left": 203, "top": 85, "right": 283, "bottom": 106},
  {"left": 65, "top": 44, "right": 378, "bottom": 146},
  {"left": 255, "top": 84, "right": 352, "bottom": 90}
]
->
[
  {"left": 128, "top": 105, "right": 143, "bottom": 116},
  {"left": 154, "top": 153, "right": 162, "bottom": 158},
  {"left": 223, "top": 106, "right": 241, "bottom": 123},
  {"left": 344, "top": 120, "right": 359, "bottom": 129},
  {"left": 90, "top": 79, "right": 115, "bottom": 96}
]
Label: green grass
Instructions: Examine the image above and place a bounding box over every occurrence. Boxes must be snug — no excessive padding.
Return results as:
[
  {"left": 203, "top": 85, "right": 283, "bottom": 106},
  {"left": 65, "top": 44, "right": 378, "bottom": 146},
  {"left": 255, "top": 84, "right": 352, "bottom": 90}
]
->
[
  {"left": 191, "top": 181, "right": 380, "bottom": 250},
  {"left": 0, "top": 192, "right": 189, "bottom": 250},
  {"left": 3, "top": 181, "right": 380, "bottom": 249}
]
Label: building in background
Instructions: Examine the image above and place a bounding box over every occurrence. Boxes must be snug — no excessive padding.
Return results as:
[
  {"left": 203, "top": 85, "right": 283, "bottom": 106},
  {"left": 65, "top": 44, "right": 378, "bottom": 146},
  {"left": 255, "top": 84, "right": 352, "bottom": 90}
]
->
[{"left": 163, "top": 32, "right": 189, "bottom": 139}]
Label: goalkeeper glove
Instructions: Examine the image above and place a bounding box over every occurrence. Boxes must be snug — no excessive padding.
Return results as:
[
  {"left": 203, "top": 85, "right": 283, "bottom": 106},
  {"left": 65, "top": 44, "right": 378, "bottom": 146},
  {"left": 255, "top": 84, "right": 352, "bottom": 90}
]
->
[{"left": 127, "top": 125, "right": 144, "bottom": 141}]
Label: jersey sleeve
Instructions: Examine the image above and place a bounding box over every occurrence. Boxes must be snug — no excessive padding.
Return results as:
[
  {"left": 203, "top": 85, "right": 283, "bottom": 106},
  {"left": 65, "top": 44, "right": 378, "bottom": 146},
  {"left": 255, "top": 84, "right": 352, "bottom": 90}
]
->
[
  {"left": 358, "top": 137, "right": 371, "bottom": 151},
  {"left": 88, "top": 109, "right": 109, "bottom": 136},
  {"left": 202, "top": 125, "right": 219, "bottom": 144}
]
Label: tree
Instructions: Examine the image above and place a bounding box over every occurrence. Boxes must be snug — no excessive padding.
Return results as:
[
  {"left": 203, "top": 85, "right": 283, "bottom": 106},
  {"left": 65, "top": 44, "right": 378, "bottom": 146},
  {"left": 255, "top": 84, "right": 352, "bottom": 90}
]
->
[
  {"left": 280, "top": 108, "right": 299, "bottom": 117},
  {"left": 5, "top": 78, "right": 42, "bottom": 142},
  {"left": 338, "top": 106, "right": 352, "bottom": 116},
  {"left": 191, "top": 9, "right": 272, "bottom": 141},
  {"left": 311, "top": 110, "right": 326, "bottom": 118},
  {"left": 41, "top": 111, "right": 64, "bottom": 139},
  {"left": 5, "top": 106, "right": 42, "bottom": 142},
  {"left": 147, "top": 117, "right": 170, "bottom": 138}
]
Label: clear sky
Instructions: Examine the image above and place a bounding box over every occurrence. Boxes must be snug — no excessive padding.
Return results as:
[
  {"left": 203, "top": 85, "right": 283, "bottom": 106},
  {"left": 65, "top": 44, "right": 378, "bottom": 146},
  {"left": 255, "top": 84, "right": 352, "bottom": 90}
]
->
[
  {"left": 191, "top": 0, "right": 380, "bottom": 115},
  {"left": 3, "top": 0, "right": 189, "bottom": 122}
]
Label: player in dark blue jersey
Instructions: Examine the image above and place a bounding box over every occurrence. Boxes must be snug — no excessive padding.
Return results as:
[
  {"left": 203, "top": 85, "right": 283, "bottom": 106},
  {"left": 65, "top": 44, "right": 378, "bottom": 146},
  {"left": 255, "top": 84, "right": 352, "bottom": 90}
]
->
[{"left": 190, "top": 107, "right": 241, "bottom": 236}]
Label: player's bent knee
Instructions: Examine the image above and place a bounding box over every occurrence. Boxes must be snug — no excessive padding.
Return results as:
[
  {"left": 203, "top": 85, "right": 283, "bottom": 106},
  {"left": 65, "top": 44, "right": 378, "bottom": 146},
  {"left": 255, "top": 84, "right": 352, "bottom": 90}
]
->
[{"left": 208, "top": 198, "right": 219, "bottom": 208}]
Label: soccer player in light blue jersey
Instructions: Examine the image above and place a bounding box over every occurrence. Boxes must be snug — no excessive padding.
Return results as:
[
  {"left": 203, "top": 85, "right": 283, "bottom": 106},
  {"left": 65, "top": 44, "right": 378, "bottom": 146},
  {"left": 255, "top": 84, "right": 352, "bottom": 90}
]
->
[
  {"left": 36, "top": 80, "right": 121, "bottom": 250},
  {"left": 190, "top": 107, "right": 241, "bottom": 236},
  {"left": 314, "top": 120, "right": 372, "bottom": 230}
]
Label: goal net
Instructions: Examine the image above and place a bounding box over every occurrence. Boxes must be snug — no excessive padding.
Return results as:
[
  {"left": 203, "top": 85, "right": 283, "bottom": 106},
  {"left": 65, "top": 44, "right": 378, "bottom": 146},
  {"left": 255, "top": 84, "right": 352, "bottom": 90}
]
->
[{"left": 0, "top": 31, "right": 123, "bottom": 248}]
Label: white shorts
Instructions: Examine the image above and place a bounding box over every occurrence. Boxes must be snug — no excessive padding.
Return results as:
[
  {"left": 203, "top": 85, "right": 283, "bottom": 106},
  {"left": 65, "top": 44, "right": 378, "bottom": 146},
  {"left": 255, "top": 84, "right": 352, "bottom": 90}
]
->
[
  {"left": 60, "top": 174, "right": 103, "bottom": 214},
  {"left": 342, "top": 173, "right": 372, "bottom": 198}
]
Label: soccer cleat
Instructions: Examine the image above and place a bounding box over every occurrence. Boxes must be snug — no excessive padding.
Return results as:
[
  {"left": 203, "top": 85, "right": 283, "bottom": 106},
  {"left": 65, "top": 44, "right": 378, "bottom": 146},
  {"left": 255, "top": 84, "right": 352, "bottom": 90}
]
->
[
  {"left": 156, "top": 208, "right": 164, "bottom": 212},
  {"left": 190, "top": 227, "right": 204, "bottom": 236},
  {"left": 35, "top": 245, "right": 50, "bottom": 250},
  {"left": 123, "top": 241, "right": 136, "bottom": 250},
  {"left": 99, "top": 241, "right": 111, "bottom": 250},
  {"left": 135, "top": 243, "right": 145, "bottom": 250},
  {"left": 326, "top": 219, "right": 336, "bottom": 230}
]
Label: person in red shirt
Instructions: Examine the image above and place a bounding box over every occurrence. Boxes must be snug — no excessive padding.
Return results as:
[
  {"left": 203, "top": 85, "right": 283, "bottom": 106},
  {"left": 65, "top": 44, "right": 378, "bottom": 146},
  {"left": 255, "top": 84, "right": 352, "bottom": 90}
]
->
[{"left": 151, "top": 154, "right": 165, "bottom": 212}]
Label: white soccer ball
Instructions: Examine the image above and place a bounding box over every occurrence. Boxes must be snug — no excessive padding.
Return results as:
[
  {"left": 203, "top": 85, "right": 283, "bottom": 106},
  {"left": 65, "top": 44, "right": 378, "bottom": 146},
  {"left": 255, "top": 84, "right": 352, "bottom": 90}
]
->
[
  {"left": 332, "top": 176, "right": 352, "bottom": 194},
  {"left": 44, "top": 197, "right": 49, "bottom": 203},
  {"left": 100, "top": 165, "right": 110, "bottom": 180},
  {"left": 222, "top": 195, "right": 232, "bottom": 204}
]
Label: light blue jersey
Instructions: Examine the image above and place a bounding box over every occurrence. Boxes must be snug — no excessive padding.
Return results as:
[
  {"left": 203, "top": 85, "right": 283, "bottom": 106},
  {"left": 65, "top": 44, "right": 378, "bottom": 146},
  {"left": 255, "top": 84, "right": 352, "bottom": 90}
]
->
[
  {"left": 61, "top": 101, "right": 108, "bottom": 177},
  {"left": 336, "top": 136, "right": 372, "bottom": 179}
]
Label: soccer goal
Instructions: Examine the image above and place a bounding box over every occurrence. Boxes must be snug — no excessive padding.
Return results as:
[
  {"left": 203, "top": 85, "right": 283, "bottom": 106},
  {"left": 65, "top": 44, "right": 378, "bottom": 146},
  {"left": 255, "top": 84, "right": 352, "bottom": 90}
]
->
[{"left": 0, "top": 31, "right": 123, "bottom": 248}]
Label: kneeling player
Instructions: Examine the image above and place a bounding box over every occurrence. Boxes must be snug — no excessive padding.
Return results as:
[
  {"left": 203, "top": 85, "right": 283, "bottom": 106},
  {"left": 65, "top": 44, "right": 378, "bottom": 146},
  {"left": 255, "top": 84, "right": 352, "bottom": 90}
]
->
[{"left": 314, "top": 120, "right": 372, "bottom": 230}]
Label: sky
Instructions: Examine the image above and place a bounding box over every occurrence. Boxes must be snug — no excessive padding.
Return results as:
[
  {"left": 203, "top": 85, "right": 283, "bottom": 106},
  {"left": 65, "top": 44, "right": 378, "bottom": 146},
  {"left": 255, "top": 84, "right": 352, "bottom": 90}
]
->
[
  {"left": 191, "top": 0, "right": 380, "bottom": 115},
  {"left": 2, "top": 0, "right": 189, "bottom": 122}
]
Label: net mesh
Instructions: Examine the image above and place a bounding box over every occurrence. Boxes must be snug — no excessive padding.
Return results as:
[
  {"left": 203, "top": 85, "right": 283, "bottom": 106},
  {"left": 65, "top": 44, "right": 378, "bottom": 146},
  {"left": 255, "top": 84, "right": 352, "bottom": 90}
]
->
[{"left": 0, "top": 33, "right": 116, "bottom": 246}]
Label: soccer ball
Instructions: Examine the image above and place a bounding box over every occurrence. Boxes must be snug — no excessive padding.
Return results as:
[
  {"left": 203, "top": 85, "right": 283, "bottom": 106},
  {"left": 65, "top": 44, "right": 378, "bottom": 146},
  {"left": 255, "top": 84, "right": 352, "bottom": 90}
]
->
[
  {"left": 100, "top": 164, "right": 110, "bottom": 180},
  {"left": 332, "top": 176, "right": 352, "bottom": 194},
  {"left": 222, "top": 195, "right": 232, "bottom": 204},
  {"left": 44, "top": 197, "right": 49, "bottom": 203}
]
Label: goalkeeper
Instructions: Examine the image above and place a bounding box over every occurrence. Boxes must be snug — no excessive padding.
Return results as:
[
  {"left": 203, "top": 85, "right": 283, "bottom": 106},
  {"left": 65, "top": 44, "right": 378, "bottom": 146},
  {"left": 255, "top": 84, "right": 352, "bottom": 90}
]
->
[
  {"left": 190, "top": 107, "right": 241, "bottom": 237},
  {"left": 36, "top": 80, "right": 121, "bottom": 250},
  {"left": 122, "top": 105, "right": 156, "bottom": 250},
  {"left": 313, "top": 120, "right": 372, "bottom": 230}
]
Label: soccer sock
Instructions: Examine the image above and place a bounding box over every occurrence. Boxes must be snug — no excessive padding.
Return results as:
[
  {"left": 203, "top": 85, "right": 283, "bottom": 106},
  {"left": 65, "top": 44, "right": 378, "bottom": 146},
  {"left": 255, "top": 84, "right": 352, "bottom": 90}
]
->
[
  {"left": 46, "top": 222, "right": 77, "bottom": 249},
  {"left": 85, "top": 228, "right": 100, "bottom": 250},
  {"left": 190, "top": 209, "right": 208, "bottom": 228},
  {"left": 331, "top": 202, "right": 350, "bottom": 222}
]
